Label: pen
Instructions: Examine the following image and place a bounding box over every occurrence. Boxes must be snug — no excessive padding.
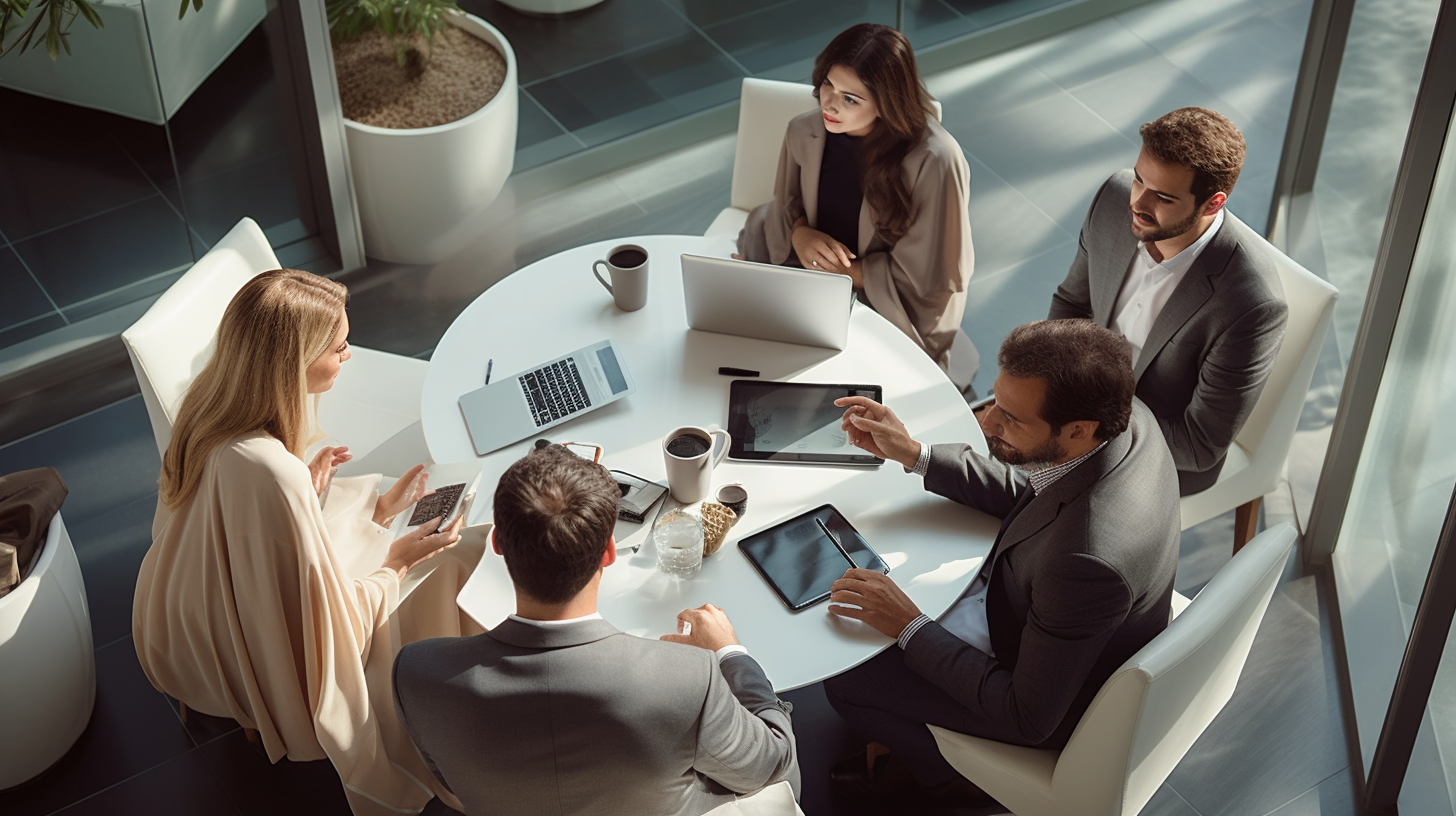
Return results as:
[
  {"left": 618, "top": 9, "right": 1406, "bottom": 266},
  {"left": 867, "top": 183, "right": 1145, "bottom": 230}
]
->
[
  {"left": 485, "top": 359, "right": 493, "bottom": 385},
  {"left": 718, "top": 367, "right": 760, "bottom": 377},
  {"left": 816, "top": 516, "right": 858, "bottom": 569}
]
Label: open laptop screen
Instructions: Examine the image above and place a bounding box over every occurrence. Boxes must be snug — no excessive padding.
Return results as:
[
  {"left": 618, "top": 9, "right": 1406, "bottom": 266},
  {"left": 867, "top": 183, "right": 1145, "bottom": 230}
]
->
[{"left": 597, "top": 346, "right": 629, "bottom": 394}]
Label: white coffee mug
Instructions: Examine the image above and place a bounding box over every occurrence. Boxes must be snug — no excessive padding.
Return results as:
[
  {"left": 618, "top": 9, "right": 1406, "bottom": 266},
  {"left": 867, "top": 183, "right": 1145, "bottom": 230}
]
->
[
  {"left": 662, "top": 425, "right": 731, "bottom": 503},
  {"left": 592, "top": 244, "right": 649, "bottom": 311}
]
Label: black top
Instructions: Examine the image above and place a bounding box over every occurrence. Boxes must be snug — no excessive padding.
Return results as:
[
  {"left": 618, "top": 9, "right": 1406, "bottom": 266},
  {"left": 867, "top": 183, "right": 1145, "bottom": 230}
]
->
[{"left": 815, "top": 130, "right": 863, "bottom": 253}]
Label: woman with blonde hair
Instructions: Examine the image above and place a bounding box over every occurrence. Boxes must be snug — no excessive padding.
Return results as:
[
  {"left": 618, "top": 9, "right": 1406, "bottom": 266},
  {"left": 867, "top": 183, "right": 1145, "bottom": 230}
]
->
[
  {"left": 739, "top": 23, "right": 975, "bottom": 379},
  {"left": 133, "top": 269, "right": 480, "bottom": 816}
]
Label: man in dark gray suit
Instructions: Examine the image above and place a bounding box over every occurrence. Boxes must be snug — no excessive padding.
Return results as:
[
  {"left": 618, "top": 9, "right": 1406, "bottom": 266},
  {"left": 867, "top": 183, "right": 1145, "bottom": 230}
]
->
[
  {"left": 392, "top": 444, "right": 799, "bottom": 816},
  {"left": 1049, "top": 107, "right": 1288, "bottom": 495},
  {"left": 824, "top": 320, "right": 1180, "bottom": 808}
]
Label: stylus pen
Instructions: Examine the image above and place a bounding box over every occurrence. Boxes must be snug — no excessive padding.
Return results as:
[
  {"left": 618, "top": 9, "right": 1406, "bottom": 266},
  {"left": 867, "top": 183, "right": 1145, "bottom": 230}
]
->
[
  {"left": 484, "top": 359, "right": 493, "bottom": 385},
  {"left": 816, "top": 517, "right": 859, "bottom": 569}
]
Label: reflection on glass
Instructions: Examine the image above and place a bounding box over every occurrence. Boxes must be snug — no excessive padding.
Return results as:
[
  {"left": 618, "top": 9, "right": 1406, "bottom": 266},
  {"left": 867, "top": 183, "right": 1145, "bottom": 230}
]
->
[
  {"left": 0, "top": 2, "right": 321, "bottom": 355},
  {"left": 1332, "top": 105, "right": 1456, "bottom": 813},
  {"left": 1297, "top": 0, "right": 1440, "bottom": 376}
]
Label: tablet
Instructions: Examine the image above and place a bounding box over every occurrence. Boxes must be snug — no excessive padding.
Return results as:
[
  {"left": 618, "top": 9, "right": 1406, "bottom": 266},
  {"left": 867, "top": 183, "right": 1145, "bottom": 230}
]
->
[
  {"left": 738, "top": 504, "right": 889, "bottom": 611},
  {"left": 726, "top": 380, "right": 884, "bottom": 465}
]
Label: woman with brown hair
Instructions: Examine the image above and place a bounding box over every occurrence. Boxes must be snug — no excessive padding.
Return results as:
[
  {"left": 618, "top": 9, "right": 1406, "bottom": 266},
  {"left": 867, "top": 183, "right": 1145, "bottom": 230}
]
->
[
  {"left": 133, "top": 269, "right": 481, "bottom": 816},
  {"left": 739, "top": 23, "right": 975, "bottom": 377}
]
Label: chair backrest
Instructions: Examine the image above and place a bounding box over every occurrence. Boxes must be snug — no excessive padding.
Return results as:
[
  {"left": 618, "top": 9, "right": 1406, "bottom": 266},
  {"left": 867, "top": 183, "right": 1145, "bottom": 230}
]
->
[
  {"left": 1053, "top": 523, "right": 1298, "bottom": 814},
  {"left": 700, "top": 781, "right": 804, "bottom": 816},
  {"left": 728, "top": 78, "right": 943, "bottom": 213},
  {"left": 729, "top": 79, "right": 820, "bottom": 213},
  {"left": 121, "top": 218, "right": 278, "bottom": 459},
  {"left": 1225, "top": 214, "right": 1338, "bottom": 465}
]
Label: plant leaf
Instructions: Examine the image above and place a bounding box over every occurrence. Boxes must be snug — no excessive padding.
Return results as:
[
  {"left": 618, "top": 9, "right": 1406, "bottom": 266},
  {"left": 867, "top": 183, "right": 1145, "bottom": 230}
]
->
[{"left": 74, "top": 0, "right": 101, "bottom": 28}]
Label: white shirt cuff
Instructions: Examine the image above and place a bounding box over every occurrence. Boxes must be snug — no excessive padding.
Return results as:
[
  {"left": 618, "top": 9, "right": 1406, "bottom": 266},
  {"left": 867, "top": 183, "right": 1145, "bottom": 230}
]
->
[
  {"left": 897, "top": 614, "right": 932, "bottom": 649},
  {"left": 715, "top": 644, "right": 749, "bottom": 664},
  {"left": 904, "top": 442, "right": 931, "bottom": 477}
]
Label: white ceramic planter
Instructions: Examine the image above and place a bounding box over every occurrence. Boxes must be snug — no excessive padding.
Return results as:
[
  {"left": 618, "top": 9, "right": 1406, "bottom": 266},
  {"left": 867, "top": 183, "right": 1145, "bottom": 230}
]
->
[
  {"left": 497, "top": 0, "right": 606, "bottom": 14},
  {"left": 343, "top": 14, "right": 518, "bottom": 265}
]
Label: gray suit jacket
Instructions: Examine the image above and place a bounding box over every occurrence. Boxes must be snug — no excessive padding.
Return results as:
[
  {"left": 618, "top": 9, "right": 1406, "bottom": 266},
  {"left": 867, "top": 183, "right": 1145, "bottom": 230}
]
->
[
  {"left": 1049, "top": 170, "right": 1288, "bottom": 494},
  {"left": 905, "top": 399, "right": 1181, "bottom": 748},
  {"left": 392, "top": 618, "right": 799, "bottom": 816}
]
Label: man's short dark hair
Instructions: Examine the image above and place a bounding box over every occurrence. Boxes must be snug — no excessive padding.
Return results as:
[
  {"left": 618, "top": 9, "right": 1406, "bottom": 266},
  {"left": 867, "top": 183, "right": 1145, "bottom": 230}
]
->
[
  {"left": 1139, "top": 107, "right": 1246, "bottom": 202},
  {"left": 999, "top": 320, "right": 1135, "bottom": 441},
  {"left": 493, "top": 445, "right": 619, "bottom": 605}
]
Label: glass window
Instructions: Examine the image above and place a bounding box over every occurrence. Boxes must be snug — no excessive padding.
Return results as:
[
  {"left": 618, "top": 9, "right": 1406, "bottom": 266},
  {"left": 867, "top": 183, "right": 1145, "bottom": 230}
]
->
[
  {"left": 1292, "top": 0, "right": 1440, "bottom": 380},
  {"left": 1331, "top": 101, "right": 1456, "bottom": 813},
  {"left": 0, "top": 2, "right": 328, "bottom": 356}
]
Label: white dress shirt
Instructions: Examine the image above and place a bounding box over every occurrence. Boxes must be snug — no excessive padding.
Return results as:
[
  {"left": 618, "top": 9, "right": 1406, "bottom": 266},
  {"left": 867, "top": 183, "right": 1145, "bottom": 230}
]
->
[{"left": 1111, "top": 209, "right": 1224, "bottom": 366}]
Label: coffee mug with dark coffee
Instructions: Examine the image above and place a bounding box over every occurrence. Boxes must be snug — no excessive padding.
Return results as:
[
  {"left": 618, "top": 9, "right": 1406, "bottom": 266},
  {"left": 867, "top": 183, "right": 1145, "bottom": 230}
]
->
[
  {"left": 662, "top": 425, "right": 731, "bottom": 503},
  {"left": 593, "top": 243, "right": 649, "bottom": 311}
]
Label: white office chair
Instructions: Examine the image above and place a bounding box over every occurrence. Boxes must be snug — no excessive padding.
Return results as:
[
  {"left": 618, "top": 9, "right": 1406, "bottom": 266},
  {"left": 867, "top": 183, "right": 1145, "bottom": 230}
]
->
[
  {"left": 928, "top": 522, "right": 1298, "bottom": 816},
  {"left": 121, "top": 218, "right": 431, "bottom": 479},
  {"left": 707, "top": 79, "right": 978, "bottom": 390},
  {"left": 706, "top": 78, "right": 946, "bottom": 238},
  {"left": 705, "top": 78, "right": 819, "bottom": 240},
  {"left": 701, "top": 781, "right": 804, "bottom": 816},
  {"left": 1179, "top": 215, "right": 1338, "bottom": 552},
  {"left": 0, "top": 514, "right": 96, "bottom": 789}
]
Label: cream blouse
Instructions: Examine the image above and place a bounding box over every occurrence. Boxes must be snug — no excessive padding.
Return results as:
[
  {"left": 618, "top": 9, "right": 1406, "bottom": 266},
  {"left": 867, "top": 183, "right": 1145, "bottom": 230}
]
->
[{"left": 134, "top": 432, "right": 482, "bottom": 816}]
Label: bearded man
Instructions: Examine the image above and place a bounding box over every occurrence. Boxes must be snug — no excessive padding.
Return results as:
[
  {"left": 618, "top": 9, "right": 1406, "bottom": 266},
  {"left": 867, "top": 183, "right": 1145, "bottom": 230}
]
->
[{"left": 822, "top": 319, "right": 1180, "bottom": 809}]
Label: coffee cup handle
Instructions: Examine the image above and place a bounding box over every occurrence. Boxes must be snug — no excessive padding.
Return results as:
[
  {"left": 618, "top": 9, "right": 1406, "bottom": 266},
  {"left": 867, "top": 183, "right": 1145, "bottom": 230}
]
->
[
  {"left": 708, "top": 428, "right": 731, "bottom": 467},
  {"left": 592, "top": 260, "right": 614, "bottom": 294}
]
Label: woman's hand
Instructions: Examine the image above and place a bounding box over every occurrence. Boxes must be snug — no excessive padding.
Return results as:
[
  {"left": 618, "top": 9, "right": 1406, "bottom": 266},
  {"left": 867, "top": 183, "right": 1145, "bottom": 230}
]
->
[
  {"left": 383, "top": 515, "right": 464, "bottom": 580},
  {"left": 791, "top": 225, "right": 856, "bottom": 277},
  {"left": 374, "top": 464, "right": 427, "bottom": 528},
  {"left": 307, "top": 446, "right": 352, "bottom": 497}
]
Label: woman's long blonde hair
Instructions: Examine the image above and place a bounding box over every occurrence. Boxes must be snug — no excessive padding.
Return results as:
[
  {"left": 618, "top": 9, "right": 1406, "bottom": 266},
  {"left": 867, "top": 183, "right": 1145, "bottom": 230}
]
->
[{"left": 159, "top": 269, "right": 348, "bottom": 508}]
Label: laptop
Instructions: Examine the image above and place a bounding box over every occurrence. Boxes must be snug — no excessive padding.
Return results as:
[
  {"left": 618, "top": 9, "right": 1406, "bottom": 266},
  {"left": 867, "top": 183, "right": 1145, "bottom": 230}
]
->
[
  {"left": 458, "top": 339, "right": 635, "bottom": 456},
  {"left": 680, "top": 254, "right": 854, "bottom": 350}
]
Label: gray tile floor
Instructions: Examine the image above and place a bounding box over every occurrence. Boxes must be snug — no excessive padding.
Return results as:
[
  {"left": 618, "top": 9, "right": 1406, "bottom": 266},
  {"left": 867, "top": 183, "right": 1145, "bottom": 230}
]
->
[
  {"left": 1, "top": 0, "right": 1369, "bottom": 813},
  {"left": 461, "top": 0, "right": 1071, "bottom": 171},
  {"left": 0, "top": 29, "right": 318, "bottom": 353}
]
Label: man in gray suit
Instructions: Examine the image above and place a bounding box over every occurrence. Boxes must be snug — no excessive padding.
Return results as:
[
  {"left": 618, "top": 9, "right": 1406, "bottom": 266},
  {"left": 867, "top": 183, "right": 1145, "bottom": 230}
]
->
[
  {"left": 823, "top": 320, "right": 1180, "bottom": 808},
  {"left": 392, "top": 444, "right": 799, "bottom": 816},
  {"left": 1049, "top": 107, "right": 1288, "bottom": 495}
]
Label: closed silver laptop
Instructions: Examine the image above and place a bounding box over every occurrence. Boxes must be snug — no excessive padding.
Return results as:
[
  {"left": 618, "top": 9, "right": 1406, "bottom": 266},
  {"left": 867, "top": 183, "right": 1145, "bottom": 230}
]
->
[
  {"left": 680, "top": 254, "right": 854, "bottom": 350},
  {"left": 458, "top": 339, "right": 635, "bottom": 456}
]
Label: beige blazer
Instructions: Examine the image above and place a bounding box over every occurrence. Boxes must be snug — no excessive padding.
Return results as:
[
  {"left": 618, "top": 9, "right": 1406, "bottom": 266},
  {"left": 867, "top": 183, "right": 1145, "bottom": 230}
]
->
[
  {"left": 133, "top": 432, "right": 484, "bottom": 816},
  {"left": 740, "top": 110, "right": 974, "bottom": 369}
]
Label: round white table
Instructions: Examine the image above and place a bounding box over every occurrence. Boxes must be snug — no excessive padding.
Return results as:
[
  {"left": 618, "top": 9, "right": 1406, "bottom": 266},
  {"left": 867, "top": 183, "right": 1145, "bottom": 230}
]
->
[{"left": 424, "top": 234, "right": 999, "bottom": 691}]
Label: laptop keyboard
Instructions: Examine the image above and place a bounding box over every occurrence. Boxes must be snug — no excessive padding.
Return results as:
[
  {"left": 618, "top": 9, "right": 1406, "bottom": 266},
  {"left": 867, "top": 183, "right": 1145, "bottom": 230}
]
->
[{"left": 521, "top": 358, "right": 593, "bottom": 427}]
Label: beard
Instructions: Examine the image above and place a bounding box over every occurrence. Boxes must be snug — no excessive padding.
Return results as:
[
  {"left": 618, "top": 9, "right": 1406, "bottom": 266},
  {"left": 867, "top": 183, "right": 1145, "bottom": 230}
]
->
[
  {"left": 986, "top": 434, "right": 1068, "bottom": 471},
  {"left": 1129, "top": 204, "right": 1202, "bottom": 243}
]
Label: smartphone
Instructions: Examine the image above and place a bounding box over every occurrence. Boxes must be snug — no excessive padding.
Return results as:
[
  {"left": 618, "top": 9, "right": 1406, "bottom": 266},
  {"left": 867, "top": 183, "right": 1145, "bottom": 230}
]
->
[
  {"left": 392, "top": 462, "right": 481, "bottom": 536},
  {"left": 610, "top": 469, "right": 668, "bottom": 523},
  {"left": 407, "top": 482, "right": 469, "bottom": 526},
  {"left": 534, "top": 438, "right": 604, "bottom": 463}
]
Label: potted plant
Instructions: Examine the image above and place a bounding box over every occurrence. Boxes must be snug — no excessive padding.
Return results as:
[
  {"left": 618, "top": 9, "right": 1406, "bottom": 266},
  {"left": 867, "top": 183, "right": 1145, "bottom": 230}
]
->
[
  {"left": 329, "top": 0, "right": 518, "bottom": 265},
  {"left": 0, "top": 0, "right": 104, "bottom": 59}
]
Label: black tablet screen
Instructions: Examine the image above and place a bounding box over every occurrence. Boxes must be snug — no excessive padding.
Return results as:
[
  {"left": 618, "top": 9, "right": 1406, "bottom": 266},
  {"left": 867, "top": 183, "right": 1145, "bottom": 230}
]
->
[
  {"left": 727, "top": 381, "right": 883, "bottom": 464},
  {"left": 738, "top": 504, "right": 889, "bottom": 611}
]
